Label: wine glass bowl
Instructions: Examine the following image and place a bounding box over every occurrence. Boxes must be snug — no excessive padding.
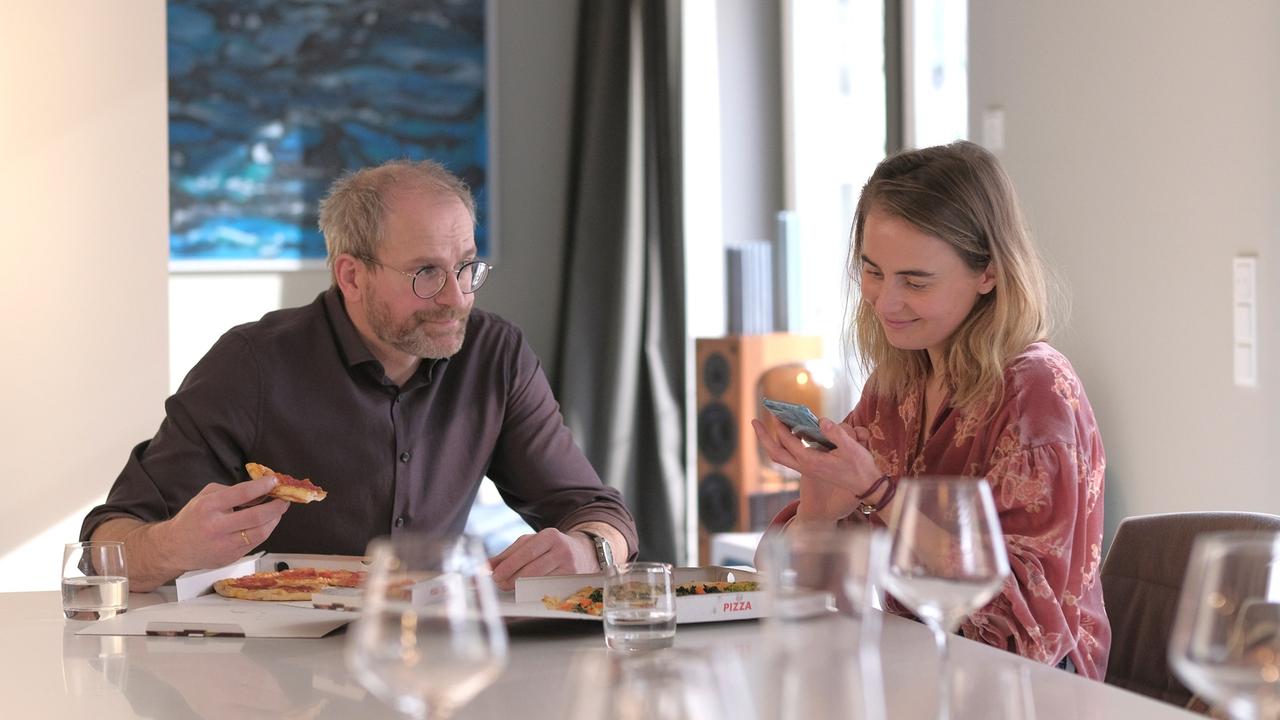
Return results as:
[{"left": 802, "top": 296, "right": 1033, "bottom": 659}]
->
[
  {"left": 1169, "top": 532, "right": 1280, "bottom": 720},
  {"left": 345, "top": 534, "right": 508, "bottom": 719},
  {"left": 879, "top": 478, "right": 1009, "bottom": 630},
  {"left": 878, "top": 477, "right": 1010, "bottom": 719}
]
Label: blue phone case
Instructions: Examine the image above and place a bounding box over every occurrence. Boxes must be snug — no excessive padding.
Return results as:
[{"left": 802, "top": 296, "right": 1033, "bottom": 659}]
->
[{"left": 762, "top": 398, "right": 836, "bottom": 449}]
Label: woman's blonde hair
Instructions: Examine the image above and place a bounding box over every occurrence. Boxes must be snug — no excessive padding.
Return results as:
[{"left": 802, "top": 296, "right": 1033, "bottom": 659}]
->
[{"left": 848, "top": 141, "right": 1051, "bottom": 411}]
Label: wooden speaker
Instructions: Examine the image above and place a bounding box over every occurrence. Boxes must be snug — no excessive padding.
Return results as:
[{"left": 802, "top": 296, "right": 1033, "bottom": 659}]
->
[{"left": 694, "top": 334, "right": 823, "bottom": 563}]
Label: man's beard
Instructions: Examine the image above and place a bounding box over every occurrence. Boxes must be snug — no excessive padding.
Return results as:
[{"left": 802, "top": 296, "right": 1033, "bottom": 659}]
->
[{"left": 366, "top": 294, "right": 469, "bottom": 360}]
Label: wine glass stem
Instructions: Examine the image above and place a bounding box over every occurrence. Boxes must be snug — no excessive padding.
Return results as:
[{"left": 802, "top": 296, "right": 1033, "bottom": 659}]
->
[
  {"left": 932, "top": 623, "right": 952, "bottom": 720},
  {"left": 408, "top": 698, "right": 449, "bottom": 720}
]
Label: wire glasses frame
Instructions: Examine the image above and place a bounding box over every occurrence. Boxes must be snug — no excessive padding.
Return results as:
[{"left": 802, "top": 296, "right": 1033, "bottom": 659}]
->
[{"left": 358, "top": 256, "right": 494, "bottom": 300}]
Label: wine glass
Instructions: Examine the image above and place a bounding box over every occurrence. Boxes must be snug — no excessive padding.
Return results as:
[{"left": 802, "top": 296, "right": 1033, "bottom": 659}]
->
[
  {"left": 345, "top": 534, "right": 508, "bottom": 719},
  {"left": 878, "top": 477, "right": 1010, "bottom": 720},
  {"left": 1169, "top": 531, "right": 1280, "bottom": 720}
]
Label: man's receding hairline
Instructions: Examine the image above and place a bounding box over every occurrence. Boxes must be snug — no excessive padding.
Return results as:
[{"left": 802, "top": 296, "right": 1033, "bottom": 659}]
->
[{"left": 379, "top": 179, "right": 474, "bottom": 221}]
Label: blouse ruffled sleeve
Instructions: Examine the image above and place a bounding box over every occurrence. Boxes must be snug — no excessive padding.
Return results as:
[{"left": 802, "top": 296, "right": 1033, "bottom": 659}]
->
[{"left": 960, "top": 428, "right": 1107, "bottom": 680}]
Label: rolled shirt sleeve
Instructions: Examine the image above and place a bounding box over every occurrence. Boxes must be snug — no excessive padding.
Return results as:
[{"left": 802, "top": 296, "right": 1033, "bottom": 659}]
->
[{"left": 80, "top": 331, "right": 260, "bottom": 540}]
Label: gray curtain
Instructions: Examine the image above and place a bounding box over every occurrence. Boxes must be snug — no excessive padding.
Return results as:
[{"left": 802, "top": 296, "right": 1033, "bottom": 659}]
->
[{"left": 555, "top": 0, "right": 685, "bottom": 562}]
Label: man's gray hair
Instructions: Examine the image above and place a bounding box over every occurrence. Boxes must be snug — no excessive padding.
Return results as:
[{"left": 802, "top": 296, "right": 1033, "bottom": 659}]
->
[{"left": 318, "top": 159, "right": 476, "bottom": 270}]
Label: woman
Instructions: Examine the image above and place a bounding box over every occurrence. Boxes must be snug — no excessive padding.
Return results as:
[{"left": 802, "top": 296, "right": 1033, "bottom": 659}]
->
[{"left": 755, "top": 141, "right": 1109, "bottom": 679}]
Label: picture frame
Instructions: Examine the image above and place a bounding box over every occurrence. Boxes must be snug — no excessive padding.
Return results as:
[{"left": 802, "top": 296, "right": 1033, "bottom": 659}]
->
[{"left": 167, "top": 0, "right": 496, "bottom": 272}]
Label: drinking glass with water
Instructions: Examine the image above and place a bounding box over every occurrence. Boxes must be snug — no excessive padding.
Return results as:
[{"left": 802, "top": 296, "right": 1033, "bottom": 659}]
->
[
  {"left": 62, "top": 541, "right": 128, "bottom": 620},
  {"left": 603, "top": 561, "right": 676, "bottom": 651}
]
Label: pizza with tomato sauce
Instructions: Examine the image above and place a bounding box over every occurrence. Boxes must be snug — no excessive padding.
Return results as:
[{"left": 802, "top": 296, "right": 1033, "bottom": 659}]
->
[
  {"left": 245, "top": 462, "right": 327, "bottom": 503},
  {"left": 213, "top": 567, "right": 366, "bottom": 601}
]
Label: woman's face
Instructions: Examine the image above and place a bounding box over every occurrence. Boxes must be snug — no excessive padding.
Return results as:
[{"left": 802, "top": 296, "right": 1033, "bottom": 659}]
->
[{"left": 858, "top": 209, "right": 995, "bottom": 364}]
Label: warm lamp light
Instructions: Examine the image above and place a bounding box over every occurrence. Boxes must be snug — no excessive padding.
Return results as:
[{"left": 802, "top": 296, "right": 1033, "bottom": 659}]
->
[{"left": 754, "top": 360, "right": 854, "bottom": 489}]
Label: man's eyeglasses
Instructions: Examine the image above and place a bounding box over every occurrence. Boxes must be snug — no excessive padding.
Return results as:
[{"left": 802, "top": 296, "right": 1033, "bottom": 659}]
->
[{"left": 358, "top": 256, "right": 493, "bottom": 300}]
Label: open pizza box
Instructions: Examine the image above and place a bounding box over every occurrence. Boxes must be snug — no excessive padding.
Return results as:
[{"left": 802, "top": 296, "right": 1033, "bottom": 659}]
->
[
  {"left": 507, "top": 566, "right": 771, "bottom": 623},
  {"left": 77, "top": 552, "right": 371, "bottom": 639}
]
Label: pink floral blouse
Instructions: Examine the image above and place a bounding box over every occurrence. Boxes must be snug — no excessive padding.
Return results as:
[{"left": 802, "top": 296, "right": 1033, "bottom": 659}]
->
[{"left": 772, "top": 342, "right": 1109, "bottom": 679}]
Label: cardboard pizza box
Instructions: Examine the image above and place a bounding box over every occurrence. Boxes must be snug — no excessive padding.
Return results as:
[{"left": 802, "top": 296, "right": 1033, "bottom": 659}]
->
[
  {"left": 510, "top": 566, "right": 768, "bottom": 624},
  {"left": 76, "top": 553, "right": 371, "bottom": 639},
  {"left": 174, "top": 552, "right": 370, "bottom": 602}
]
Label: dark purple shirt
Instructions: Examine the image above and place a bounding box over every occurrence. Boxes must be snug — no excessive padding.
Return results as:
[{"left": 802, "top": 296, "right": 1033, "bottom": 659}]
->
[{"left": 81, "top": 289, "right": 638, "bottom": 556}]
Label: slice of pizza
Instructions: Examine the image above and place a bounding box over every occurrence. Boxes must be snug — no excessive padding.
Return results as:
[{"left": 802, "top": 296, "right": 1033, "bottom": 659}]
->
[
  {"left": 245, "top": 462, "right": 327, "bottom": 503},
  {"left": 541, "top": 585, "right": 604, "bottom": 616},
  {"left": 213, "top": 572, "right": 324, "bottom": 601}
]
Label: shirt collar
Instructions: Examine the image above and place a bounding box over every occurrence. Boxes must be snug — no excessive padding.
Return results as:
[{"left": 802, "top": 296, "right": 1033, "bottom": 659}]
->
[
  {"left": 322, "top": 286, "right": 448, "bottom": 384},
  {"left": 323, "top": 286, "right": 377, "bottom": 369}
]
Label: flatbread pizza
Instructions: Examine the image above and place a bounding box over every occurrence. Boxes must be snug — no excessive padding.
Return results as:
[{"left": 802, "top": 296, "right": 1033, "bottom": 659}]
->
[
  {"left": 539, "top": 580, "right": 760, "bottom": 616},
  {"left": 674, "top": 580, "right": 759, "bottom": 596},
  {"left": 541, "top": 586, "right": 604, "bottom": 616},
  {"left": 245, "top": 462, "right": 327, "bottom": 503},
  {"left": 213, "top": 567, "right": 365, "bottom": 601}
]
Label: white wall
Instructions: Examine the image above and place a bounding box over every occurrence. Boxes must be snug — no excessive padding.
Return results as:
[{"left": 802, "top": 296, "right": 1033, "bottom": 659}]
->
[
  {"left": 170, "top": 0, "right": 580, "bottom": 390},
  {"left": 0, "top": 3, "right": 169, "bottom": 590},
  {"left": 969, "top": 0, "right": 1280, "bottom": 539}
]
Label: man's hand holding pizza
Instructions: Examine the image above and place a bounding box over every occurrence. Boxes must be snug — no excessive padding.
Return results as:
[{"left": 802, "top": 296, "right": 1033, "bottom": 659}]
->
[
  {"left": 92, "top": 476, "right": 289, "bottom": 592},
  {"left": 158, "top": 478, "right": 292, "bottom": 571}
]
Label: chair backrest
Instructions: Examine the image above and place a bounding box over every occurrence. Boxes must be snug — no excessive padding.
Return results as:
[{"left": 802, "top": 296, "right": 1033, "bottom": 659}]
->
[{"left": 1101, "top": 511, "right": 1280, "bottom": 706}]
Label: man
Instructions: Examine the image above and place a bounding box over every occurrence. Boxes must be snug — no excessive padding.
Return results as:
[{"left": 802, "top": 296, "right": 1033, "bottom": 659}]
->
[{"left": 82, "top": 160, "right": 636, "bottom": 591}]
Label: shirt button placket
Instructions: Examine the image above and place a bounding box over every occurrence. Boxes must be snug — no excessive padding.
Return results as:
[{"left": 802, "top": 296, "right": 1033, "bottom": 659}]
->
[{"left": 391, "top": 390, "right": 409, "bottom": 533}]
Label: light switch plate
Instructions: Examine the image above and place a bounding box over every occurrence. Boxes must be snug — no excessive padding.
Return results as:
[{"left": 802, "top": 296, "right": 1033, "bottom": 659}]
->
[
  {"left": 1232, "top": 256, "right": 1258, "bottom": 387},
  {"left": 982, "top": 106, "right": 1005, "bottom": 153}
]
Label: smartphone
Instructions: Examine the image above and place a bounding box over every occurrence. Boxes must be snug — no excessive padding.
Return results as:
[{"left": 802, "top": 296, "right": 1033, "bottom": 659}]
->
[{"left": 761, "top": 397, "right": 837, "bottom": 450}]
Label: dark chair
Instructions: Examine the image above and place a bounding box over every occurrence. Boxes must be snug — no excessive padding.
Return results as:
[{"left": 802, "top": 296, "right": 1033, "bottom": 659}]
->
[{"left": 1101, "top": 511, "right": 1280, "bottom": 707}]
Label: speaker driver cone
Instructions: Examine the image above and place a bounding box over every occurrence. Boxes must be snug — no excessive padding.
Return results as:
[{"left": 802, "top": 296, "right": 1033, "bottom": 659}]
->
[
  {"left": 702, "top": 352, "right": 731, "bottom": 397},
  {"left": 697, "top": 472, "right": 739, "bottom": 533},
  {"left": 696, "top": 402, "right": 736, "bottom": 465}
]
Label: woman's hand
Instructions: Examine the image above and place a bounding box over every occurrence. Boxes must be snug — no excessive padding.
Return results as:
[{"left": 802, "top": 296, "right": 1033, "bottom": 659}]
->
[{"left": 752, "top": 413, "right": 884, "bottom": 522}]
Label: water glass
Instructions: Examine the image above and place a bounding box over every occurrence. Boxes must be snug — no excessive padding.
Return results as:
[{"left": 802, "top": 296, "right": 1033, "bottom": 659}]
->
[
  {"left": 1169, "top": 531, "right": 1280, "bottom": 720},
  {"left": 62, "top": 541, "right": 128, "bottom": 620},
  {"left": 758, "top": 524, "right": 888, "bottom": 720},
  {"left": 603, "top": 561, "right": 676, "bottom": 652}
]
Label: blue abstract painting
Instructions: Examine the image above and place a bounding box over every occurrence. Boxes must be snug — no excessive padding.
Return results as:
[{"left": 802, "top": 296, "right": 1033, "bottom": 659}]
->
[{"left": 168, "top": 0, "right": 490, "bottom": 270}]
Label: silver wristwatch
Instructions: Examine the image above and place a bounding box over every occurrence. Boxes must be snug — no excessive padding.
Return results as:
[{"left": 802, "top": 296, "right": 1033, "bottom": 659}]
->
[{"left": 582, "top": 530, "right": 615, "bottom": 570}]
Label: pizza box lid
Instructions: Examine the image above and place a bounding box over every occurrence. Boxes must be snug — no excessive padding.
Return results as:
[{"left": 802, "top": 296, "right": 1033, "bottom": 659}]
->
[
  {"left": 507, "top": 566, "right": 768, "bottom": 624},
  {"left": 174, "top": 552, "right": 369, "bottom": 602}
]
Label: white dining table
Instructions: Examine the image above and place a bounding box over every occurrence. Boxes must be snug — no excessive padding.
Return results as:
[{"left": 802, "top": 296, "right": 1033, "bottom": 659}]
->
[{"left": 3, "top": 589, "right": 1199, "bottom": 719}]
